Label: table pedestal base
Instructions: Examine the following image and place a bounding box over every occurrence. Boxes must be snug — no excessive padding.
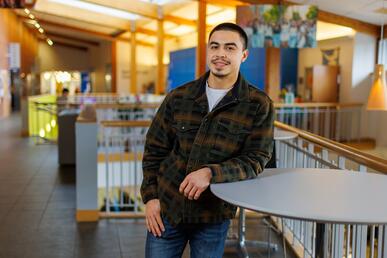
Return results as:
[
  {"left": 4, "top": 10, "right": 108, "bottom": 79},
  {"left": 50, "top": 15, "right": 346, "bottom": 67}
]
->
[{"left": 225, "top": 208, "right": 278, "bottom": 258}]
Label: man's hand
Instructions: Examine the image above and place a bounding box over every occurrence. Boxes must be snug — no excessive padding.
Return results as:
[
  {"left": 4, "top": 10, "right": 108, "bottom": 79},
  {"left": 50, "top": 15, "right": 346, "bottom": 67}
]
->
[
  {"left": 145, "top": 199, "right": 165, "bottom": 237},
  {"left": 179, "top": 167, "right": 212, "bottom": 200}
]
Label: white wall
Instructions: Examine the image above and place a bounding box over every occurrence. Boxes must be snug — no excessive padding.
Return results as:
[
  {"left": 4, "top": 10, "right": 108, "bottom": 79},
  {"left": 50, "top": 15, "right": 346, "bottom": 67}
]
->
[
  {"left": 351, "top": 33, "right": 376, "bottom": 103},
  {"left": 116, "top": 40, "right": 170, "bottom": 94},
  {"left": 298, "top": 36, "right": 354, "bottom": 102},
  {"left": 351, "top": 33, "right": 387, "bottom": 147},
  {"left": 38, "top": 41, "right": 112, "bottom": 93},
  {"left": 297, "top": 33, "right": 387, "bottom": 147},
  {"left": 39, "top": 42, "right": 90, "bottom": 72},
  {"left": 89, "top": 41, "right": 112, "bottom": 92}
]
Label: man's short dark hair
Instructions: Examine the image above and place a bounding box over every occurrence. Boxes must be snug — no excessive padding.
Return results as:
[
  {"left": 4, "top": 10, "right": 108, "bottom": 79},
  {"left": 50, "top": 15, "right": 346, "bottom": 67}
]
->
[{"left": 208, "top": 22, "right": 248, "bottom": 50}]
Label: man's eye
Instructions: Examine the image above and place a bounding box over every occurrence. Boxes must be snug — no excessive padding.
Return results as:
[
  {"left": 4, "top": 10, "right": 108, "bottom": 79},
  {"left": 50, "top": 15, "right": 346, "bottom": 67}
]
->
[
  {"left": 227, "top": 47, "right": 235, "bottom": 51},
  {"left": 210, "top": 45, "right": 218, "bottom": 49}
]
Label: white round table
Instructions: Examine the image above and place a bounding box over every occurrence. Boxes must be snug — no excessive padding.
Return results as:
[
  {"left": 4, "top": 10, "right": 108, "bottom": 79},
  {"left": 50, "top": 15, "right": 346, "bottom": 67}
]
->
[{"left": 211, "top": 168, "right": 387, "bottom": 224}]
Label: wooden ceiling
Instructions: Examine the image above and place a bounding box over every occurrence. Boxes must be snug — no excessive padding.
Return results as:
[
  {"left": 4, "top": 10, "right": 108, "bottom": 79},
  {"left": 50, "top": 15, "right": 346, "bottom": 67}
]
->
[{"left": 15, "top": 0, "right": 385, "bottom": 50}]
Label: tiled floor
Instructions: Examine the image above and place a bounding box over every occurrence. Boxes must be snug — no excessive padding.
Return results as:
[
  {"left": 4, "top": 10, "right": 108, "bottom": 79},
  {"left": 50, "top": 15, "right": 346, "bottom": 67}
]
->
[{"left": 0, "top": 114, "right": 295, "bottom": 258}]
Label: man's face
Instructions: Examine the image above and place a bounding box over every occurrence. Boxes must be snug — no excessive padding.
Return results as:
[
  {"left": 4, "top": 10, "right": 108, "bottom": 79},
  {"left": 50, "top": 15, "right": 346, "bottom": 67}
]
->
[{"left": 207, "top": 30, "right": 248, "bottom": 79}]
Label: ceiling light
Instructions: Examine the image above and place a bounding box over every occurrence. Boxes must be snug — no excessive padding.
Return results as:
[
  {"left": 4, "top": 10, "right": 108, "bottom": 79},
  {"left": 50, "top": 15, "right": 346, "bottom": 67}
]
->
[
  {"left": 24, "top": 8, "right": 30, "bottom": 14},
  {"left": 207, "top": 9, "right": 235, "bottom": 25},
  {"left": 316, "top": 22, "right": 355, "bottom": 41},
  {"left": 34, "top": 22, "right": 41, "bottom": 29},
  {"left": 140, "top": 0, "right": 178, "bottom": 5},
  {"left": 47, "top": 39, "right": 54, "bottom": 46},
  {"left": 367, "top": 0, "right": 387, "bottom": 111},
  {"left": 367, "top": 64, "right": 387, "bottom": 110},
  {"left": 48, "top": 0, "right": 139, "bottom": 20},
  {"left": 167, "top": 25, "right": 195, "bottom": 36},
  {"left": 38, "top": 28, "right": 44, "bottom": 34},
  {"left": 28, "top": 14, "right": 35, "bottom": 19}
]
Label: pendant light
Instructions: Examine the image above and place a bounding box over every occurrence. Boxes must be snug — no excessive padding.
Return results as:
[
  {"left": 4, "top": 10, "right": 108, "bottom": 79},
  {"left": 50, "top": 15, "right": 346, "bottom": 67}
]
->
[{"left": 367, "top": 1, "right": 387, "bottom": 111}]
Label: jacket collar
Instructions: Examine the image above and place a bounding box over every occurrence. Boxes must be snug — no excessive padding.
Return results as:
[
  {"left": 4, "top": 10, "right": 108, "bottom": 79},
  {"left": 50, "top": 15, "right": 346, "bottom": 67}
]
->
[{"left": 188, "top": 71, "right": 250, "bottom": 103}]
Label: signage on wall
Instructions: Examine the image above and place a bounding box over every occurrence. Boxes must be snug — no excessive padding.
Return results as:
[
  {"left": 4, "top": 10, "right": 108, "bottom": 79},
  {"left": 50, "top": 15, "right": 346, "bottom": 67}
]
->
[
  {"left": 0, "top": 0, "right": 36, "bottom": 8},
  {"left": 237, "top": 5, "right": 318, "bottom": 48},
  {"left": 321, "top": 47, "right": 340, "bottom": 65},
  {"left": 8, "top": 43, "right": 20, "bottom": 71}
]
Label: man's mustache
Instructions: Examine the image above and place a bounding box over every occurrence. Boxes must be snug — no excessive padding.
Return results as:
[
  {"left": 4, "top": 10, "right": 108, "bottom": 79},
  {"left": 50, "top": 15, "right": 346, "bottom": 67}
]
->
[{"left": 211, "top": 57, "right": 231, "bottom": 64}]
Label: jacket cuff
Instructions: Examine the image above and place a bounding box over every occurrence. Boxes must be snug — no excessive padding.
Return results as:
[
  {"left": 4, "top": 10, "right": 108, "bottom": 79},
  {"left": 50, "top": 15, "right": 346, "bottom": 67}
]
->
[
  {"left": 141, "top": 185, "right": 159, "bottom": 204},
  {"left": 204, "top": 164, "right": 223, "bottom": 184}
]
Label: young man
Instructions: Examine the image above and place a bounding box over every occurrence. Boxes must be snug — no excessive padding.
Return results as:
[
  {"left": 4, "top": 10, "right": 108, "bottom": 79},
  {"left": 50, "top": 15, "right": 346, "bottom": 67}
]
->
[{"left": 141, "top": 22, "right": 274, "bottom": 258}]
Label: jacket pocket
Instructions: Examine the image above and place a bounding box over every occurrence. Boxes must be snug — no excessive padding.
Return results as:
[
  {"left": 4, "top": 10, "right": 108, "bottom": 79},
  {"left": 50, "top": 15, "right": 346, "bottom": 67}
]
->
[
  {"left": 173, "top": 122, "right": 199, "bottom": 157},
  {"left": 210, "top": 119, "right": 251, "bottom": 160}
]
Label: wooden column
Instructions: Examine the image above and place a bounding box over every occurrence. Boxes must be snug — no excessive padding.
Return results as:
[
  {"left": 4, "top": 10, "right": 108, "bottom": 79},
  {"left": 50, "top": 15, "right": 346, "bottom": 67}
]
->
[
  {"left": 130, "top": 21, "right": 137, "bottom": 94},
  {"left": 265, "top": 47, "right": 281, "bottom": 102},
  {"left": 156, "top": 11, "right": 165, "bottom": 95},
  {"left": 111, "top": 40, "right": 117, "bottom": 93},
  {"left": 196, "top": 0, "right": 206, "bottom": 78}
]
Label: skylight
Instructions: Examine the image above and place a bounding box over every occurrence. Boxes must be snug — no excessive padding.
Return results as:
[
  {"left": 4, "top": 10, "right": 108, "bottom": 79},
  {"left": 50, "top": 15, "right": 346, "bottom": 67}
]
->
[
  {"left": 140, "top": 0, "right": 180, "bottom": 6},
  {"left": 48, "top": 0, "right": 140, "bottom": 20}
]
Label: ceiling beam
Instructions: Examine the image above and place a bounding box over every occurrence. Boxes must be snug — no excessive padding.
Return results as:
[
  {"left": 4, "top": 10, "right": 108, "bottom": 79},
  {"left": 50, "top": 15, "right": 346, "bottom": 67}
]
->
[
  {"left": 83, "top": 0, "right": 158, "bottom": 19},
  {"left": 20, "top": 10, "right": 176, "bottom": 40},
  {"left": 201, "top": 0, "right": 248, "bottom": 7},
  {"left": 31, "top": 18, "right": 116, "bottom": 40},
  {"left": 317, "top": 10, "right": 379, "bottom": 37},
  {"left": 45, "top": 31, "right": 100, "bottom": 46},
  {"left": 38, "top": 38, "right": 89, "bottom": 51},
  {"left": 136, "top": 27, "right": 176, "bottom": 39},
  {"left": 111, "top": 29, "right": 127, "bottom": 38},
  {"left": 84, "top": 0, "right": 210, "bottom": 27},
  {"left": 29, "top": 18, "right": 154, "bottom": 47},
  {"left": 164, "top": 14, "right": 196, "bottom": 26}
]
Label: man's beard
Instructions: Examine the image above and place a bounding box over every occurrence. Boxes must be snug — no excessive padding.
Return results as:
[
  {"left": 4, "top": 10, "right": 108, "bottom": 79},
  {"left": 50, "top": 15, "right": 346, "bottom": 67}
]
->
[
  {"left": 210, "top": 70, "right": 229, "bottom": 78},
  {"left": 209, "top": 57, "right": 231, "bottom": 78}
]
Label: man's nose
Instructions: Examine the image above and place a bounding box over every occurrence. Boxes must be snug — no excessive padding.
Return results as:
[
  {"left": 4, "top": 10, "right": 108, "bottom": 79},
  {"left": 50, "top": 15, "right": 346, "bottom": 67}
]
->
[{"left": 215, "top": 48, "right": 227, "bottom": 58}]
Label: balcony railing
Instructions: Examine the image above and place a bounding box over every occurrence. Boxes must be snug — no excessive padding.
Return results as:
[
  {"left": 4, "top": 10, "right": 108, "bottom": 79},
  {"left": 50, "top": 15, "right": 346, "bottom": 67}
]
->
[
  {"left": 273, "top": 121, "right": 387, "bottom": 258},
  {"left": 274, "top": 102, "right": 363, "bottom": 142}
]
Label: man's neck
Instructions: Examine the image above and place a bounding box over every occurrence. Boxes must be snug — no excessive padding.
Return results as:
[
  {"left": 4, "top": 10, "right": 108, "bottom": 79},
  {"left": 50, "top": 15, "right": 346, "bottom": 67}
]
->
[{"left": 207, "top": 72, "right": 238, "bottom": 89}]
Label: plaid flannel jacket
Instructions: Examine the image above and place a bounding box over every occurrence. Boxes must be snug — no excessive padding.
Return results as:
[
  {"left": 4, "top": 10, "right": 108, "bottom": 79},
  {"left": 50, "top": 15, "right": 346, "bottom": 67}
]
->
[{"left": 141, "top": 71, "right": 274, "bottom": 226}]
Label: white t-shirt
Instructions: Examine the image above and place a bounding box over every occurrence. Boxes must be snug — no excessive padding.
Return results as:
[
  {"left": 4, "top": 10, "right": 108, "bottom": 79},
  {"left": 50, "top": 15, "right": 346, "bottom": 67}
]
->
[{"left": 206, "top": 81, "right": 232, "bottom": 112}]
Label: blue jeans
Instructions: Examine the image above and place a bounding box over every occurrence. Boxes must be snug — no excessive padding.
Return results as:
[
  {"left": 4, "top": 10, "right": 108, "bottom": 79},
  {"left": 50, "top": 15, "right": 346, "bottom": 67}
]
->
[{"left": 145, "top": 217, "right": 230, "bottom": 258}]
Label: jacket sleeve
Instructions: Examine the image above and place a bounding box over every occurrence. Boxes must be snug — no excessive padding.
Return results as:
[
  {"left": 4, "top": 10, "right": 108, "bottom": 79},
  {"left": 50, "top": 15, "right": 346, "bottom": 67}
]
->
[
  {"left": 141, "top": 94, "right": 174, "bottom": 203},
  {"left": 206, "top": 100, "right": 275, "bottom": 184}
]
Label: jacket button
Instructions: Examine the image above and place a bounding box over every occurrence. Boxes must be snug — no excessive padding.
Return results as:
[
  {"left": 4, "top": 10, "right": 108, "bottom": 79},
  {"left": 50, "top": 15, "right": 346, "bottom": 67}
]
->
[{"left": 181, "top": 126, "right": 185, "bottom": 130}]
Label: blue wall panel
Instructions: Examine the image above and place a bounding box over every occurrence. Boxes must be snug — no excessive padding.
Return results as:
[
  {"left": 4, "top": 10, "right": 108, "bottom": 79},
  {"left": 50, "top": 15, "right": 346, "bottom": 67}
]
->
[
  {"left": 168, "top": 47, "right": 267, "bottom": 92},
  {"left": 168, "top": 47, "right": 196, "bottom": 92},
  {"left": 280, "top": 48, "right": 298, "bottom": 94},
  {"left": 240, "top": 48, "right": 266, "bottom": 91}
]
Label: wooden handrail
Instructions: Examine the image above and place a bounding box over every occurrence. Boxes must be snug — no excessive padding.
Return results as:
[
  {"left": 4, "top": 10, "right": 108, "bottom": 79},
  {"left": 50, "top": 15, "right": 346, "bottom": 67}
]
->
[
  {"left": 95, "top": 103, "right": 160, "bottom": 109},
  {"left": 274, "top": 121, "right": 387, "bottom": 173},
  {"left": 101, "top": 120, "right": 152, "bottom": 127},
  {"left": 274, "top": 103, "right": 363, "bottom": 108},
  {"left": 99, "top": 119, "right": 387, "bottom": 172}
]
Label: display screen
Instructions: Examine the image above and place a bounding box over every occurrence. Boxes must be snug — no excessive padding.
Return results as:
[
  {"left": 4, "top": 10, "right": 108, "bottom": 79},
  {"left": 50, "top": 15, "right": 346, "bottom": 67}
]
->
[{"left": 237, "top": 5, "right": 318, "bottom": 48}]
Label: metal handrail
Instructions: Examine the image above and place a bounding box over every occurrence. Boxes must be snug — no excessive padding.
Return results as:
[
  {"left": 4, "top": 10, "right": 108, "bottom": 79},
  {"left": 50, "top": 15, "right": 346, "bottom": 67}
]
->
[{"left": 275, "top": 121, "right": 387, "bottom": 173}]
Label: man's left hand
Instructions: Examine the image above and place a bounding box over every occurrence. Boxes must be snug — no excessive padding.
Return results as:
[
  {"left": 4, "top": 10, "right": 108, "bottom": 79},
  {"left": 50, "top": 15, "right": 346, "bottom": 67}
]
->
[{"left": 179, "top": 167, "right": 212, "bottom": 200}]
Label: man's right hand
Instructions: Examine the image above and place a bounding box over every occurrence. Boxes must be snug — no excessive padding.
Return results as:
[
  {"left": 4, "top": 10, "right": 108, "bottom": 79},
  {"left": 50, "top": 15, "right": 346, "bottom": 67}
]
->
[{"left": 145, "top": 199, "right": 165, "bottom": 237}]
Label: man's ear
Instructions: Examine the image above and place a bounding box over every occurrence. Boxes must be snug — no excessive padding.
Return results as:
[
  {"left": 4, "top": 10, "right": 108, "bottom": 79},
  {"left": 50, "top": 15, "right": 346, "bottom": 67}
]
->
[{"left": 241, "top": 49, "right": 249, "bottom": 63}]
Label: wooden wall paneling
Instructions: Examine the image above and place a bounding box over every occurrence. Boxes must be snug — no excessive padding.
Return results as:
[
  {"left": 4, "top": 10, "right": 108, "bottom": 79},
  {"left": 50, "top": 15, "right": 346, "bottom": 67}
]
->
[
  {"left": 196, "top": 0, "right": 206, "bottom": 78},
  {"left": 130, "top": 30, "right": 137, "bottom": 94},
  {"left": 156, "top": 18, "right": 165, "bottom": 94},
  {"left": 312, "top": 65, "right": 339, "bottom": 102},
  {"left": 111, "top": 41, "right": 117, "bottom": 93},
  {"left": 265, "top": 47, "right": 281, "bottom": 102}
]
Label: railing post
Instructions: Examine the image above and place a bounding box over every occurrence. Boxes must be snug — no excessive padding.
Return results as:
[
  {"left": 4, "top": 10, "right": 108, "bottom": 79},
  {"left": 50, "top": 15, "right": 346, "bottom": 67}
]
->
[{"left": 76, "top": 111, "right": 99, "bottom": 222}]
